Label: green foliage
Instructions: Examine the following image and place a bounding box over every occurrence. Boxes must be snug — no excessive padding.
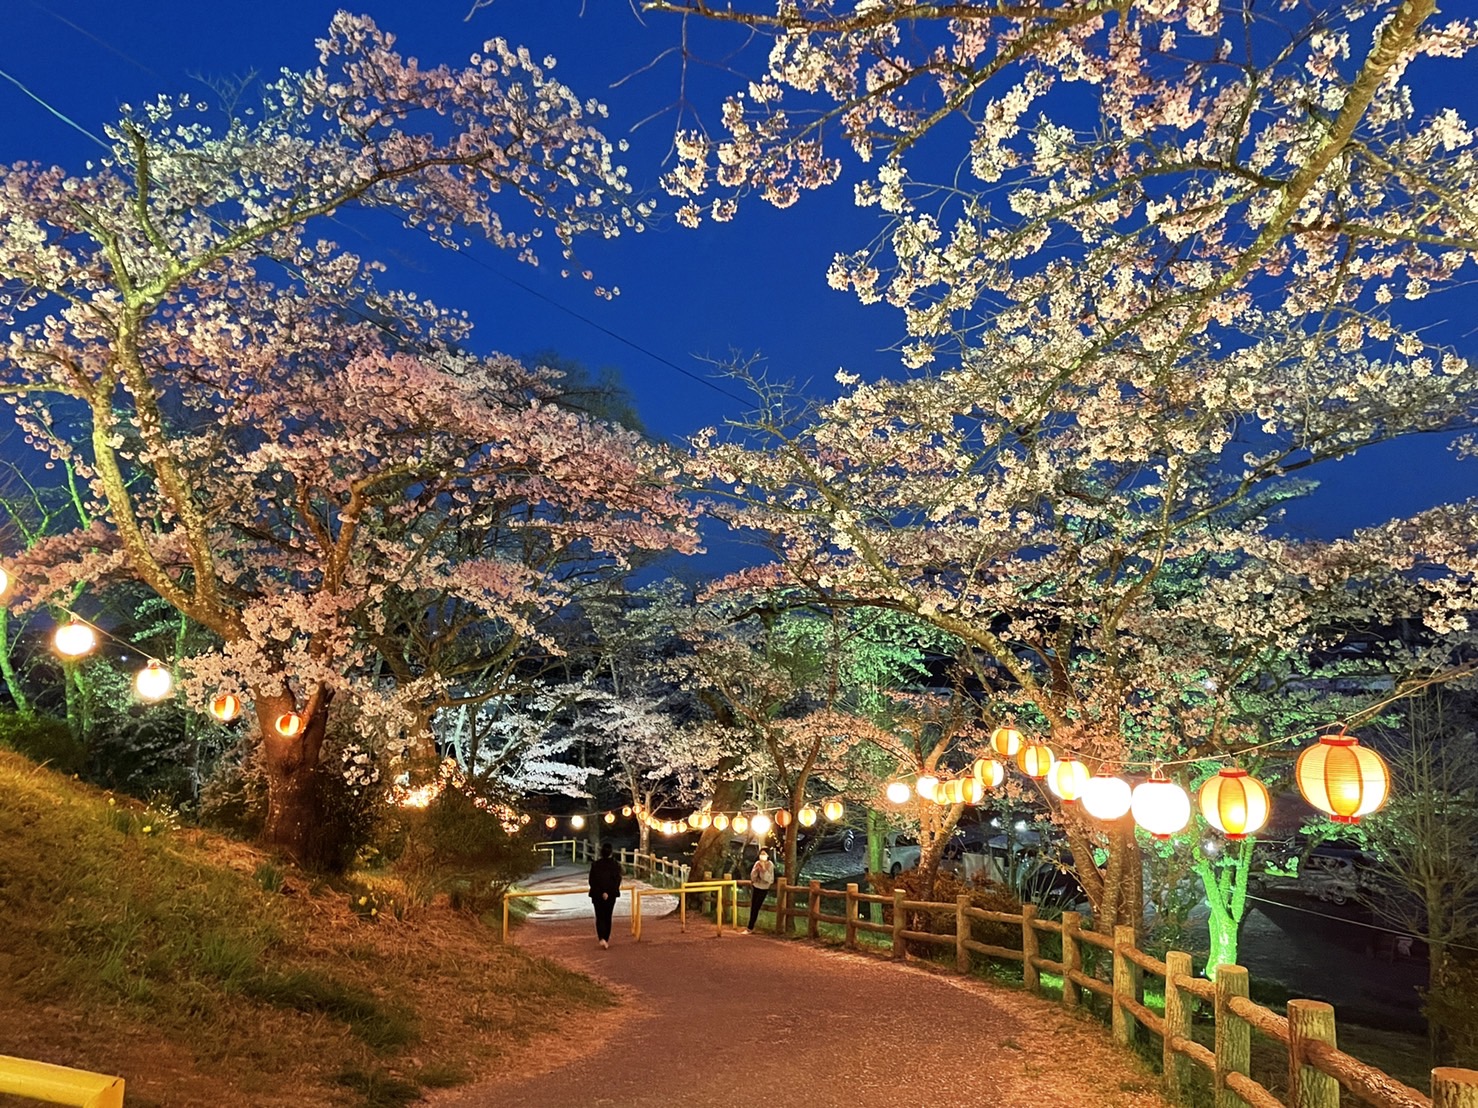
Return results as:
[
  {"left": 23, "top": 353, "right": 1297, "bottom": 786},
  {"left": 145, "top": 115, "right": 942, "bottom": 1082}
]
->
[
  {"left": 198, "top": 745, "right": 269, "bottom": 838},
  {"left": 0, "top": 710, "right": 86, "bottom": 773},
  {"left": 253, "top": 861, "right": 285, "bottom": 893},
  {"left": 243, "top": 970, "right": 415, "bottom": 1051},
  {"left": 1425, "top": 949, "right": 1478, "bottom": 1066}
]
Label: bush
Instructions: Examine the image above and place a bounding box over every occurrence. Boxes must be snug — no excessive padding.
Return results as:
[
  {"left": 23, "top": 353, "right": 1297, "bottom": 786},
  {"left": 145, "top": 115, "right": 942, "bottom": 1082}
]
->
[
  {"left": 0, "top": 711, "right": 86, "bottom": 774},
  {"left": 198, "top": 745, "right": 269, "bottom": 839},
  {"left": 869, "top": 869, "right": 1023, "bottom": 955},
  {"left": 1426, "top": 948, "right": 1478, "bottom": 1066},
  {"left": 392, "top": 786, "right": 540, "bottom": 914}
]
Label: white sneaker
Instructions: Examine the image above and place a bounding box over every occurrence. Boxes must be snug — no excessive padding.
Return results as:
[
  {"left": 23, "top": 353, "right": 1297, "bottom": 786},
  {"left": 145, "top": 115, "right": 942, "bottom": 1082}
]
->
[
  {"left": 740, "top": 928, "right": 750, "bottom": 934},
  {"left": 600, "top": 939, "right": 608, "bottom": 949}
]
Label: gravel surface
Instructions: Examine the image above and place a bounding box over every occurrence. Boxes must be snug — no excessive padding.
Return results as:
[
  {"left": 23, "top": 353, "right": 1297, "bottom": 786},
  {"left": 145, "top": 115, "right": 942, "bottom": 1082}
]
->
[{"left": 432, "top": 913, "right": 1170, "bottom": 1108}]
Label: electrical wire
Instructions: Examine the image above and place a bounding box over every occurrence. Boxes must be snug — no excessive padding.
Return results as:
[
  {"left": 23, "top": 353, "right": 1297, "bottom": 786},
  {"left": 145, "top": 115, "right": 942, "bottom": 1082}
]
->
[{"left": 1244, "top": 892, "right": 1478, "bottom": 955}]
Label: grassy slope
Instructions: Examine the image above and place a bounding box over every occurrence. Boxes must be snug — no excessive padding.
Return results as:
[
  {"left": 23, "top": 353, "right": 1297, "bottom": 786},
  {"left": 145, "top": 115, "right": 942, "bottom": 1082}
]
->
[{"left": 0, "top": 751, "right": 608, "bottom": 1107}]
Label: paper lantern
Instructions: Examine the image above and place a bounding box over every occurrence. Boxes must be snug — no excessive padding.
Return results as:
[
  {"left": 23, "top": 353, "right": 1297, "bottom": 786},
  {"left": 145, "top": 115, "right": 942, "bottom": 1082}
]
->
[
  {"left": 751, "top": 813, "right": 772, "bottom": 836},
  {"left": 886, "top": 781, "right": 911, "bottom": 805},
  {"left": 54, "top": 619, "right": 96, "bottom": 657},
  {"left": 1017, "top": 742, "right": 1055, "bottom": 779},
  {"left": 798, "top": 805, "right": 818, "bottom": 827},
  {"left": 604, "top": 811, "right": 616, "bottom": 824},
  {"left": 696, "top": 813, "right": 713, "bottom": 830},
  {"left": 0, "top": 566, "right": 9, "bottom": 597},
  {"left": 1131, "top": 776, "right": 1191, "bottom": 839},
  {"left": 134, "top": 661, "right": 173, "bottom": 701},
  {"left": 823, "top": 799, "right": 844, "bottom": 821},
  {"left": 545, "top": 815, "right": 557, "bottom": 829},
  {"left": 622, "top": 805, "right": 633, "bottom": 817},
  {"left": 1295, "top": 732, "right": 1390, "bottom": 824},
  {"left": 1199, "top": 768, "right": 1271, "bottom": 839},
  {"left": 677, "top": 820, "right": 689, "bottom": 833},
  {"left": 990, "top": 726, "right": 1023, "bottom": 757},
  {"left": 732, "top": 814, "right": 750, "bottom": 835},
  {"left": 1048, "top": 759, "right": 1090, "bottom": 804},
  {"left": 275, "top": 711, "right": 303, "bottom": 737},
  {"left": 1081, "top": 772, "right": 1133, "bottom": 821},
  {"left": 714, "top": 814, "right": 730, "bottom": 831},
  {"left": 973, "top": 759, "right": 1005, "bottom": 788},
  {"left": 775, "top": 809, "right": 792, "bottom": 828},
  {"left": 571, "top": 814, "right": 586, "bottom": 830},
  {"left": 210, "top": 693, "right": 242, "bottom": 722},
  {"left": 915, "top": 775, "right": 939, "bottom": 801},
  {"left": 965, "top": 778, "right": 985, "bottom": 804}
]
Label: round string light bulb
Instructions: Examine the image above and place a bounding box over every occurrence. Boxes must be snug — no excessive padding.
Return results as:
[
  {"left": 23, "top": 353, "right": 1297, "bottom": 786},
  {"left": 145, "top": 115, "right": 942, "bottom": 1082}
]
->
[
  {"left": 53, "top": 619, "right": 96, "bottom": 658},
  {"left": 823, "top": 799, "right": 844, "bottom": 821},
  {"left": 798, "top": 805, "right": 818, "bottom": 827},
  {"left": 1199, "top": 768, "right": 1271, "bottom": 839},
  {"left": 713, "top": 814, "right": 730, "bottom": 831},
  {"left": 1048, "top": 759, "right": 1090, "bottom": 804},
  {"left": 1081, "top": 772, "right": 1133, "bottom": 821},
  {"left": 1295, "top": 731, "right": 1390, "bottom": 824},
  {"left": 915, "top": 775, "right": 940, "bottom": 802},
  {"left": 275, "top": 712, "right": 303, "bottom": 738},
  {"left": 1131, "top": 776, "right": 1192, "bottom": 839},
  {"left": 571, "top": 814, "right": 586, "bottom": 831},
  {"left": 604, "top": 811, "right": 616, "bottom": 824},
  {"left": 134, "top": 661, "right": 173, "bottom": 702},
  {"left": 973, "top": 759, "right": 1005, "bottom": 788},
  {"left": 886, "top": 780, "right": 911, "bottom": 805},
  {"left": 990, "top": 726, "right": 1023, "bottom": 757},
  {"left": 545, "top": 815, "right": 557, "bottom": 829},
  {"left": 751, "top": 813, "right": 772, "bottom": 836},
  {"left": 1017, "top": 742, "right": 1055, "bottom": 779},
  {"left": 621, "top": 805, "right": 633, "bottom": 817},
  {"left": 731, "top": 814, "right": 750, "bottom": 835},
  {"left": 210, "top": 693, "right": 242, "bottom": 722}
]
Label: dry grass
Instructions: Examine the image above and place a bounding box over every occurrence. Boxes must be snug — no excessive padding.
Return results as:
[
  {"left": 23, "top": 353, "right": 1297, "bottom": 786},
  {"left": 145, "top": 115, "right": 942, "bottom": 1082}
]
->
[{"left": 0, "top": 751, "right": 608, "bottom": 1107}]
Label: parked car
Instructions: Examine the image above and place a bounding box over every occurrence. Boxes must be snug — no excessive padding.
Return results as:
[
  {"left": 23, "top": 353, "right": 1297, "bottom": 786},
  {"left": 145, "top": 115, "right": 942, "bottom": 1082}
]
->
[
  {"left": 798, "top": 823, "right": 861, "bottom": 854},
  {"left": 1253, "top": 842, "right": 1374, "bottom": 905},
  {"left": 983, "top": 832, "right": 1087, "bottom": 907},
  {"left": 883, "top": 832, "right": 921, "bottom": 876}
]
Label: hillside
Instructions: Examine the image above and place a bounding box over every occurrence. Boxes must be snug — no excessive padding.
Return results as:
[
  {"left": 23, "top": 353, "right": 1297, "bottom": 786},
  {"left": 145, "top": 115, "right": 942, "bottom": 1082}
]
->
[{"left": 0, "top": 751, "right": 606, "bottom": 1107}]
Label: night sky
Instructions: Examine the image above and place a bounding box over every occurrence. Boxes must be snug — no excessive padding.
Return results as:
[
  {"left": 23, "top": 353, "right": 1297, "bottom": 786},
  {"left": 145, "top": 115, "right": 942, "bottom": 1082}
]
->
[{"left": 3, "top": 0, "right": 1474, "bottom": 549}]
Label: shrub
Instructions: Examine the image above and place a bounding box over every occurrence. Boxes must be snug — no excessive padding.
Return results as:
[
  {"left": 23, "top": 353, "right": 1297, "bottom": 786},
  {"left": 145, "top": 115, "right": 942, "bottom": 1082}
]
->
[
  {"left": 0, "top": 711, "right": 86, "bottom": 774},
  {"left": 869, "top": 869, "right": 1023, "bottom": 955}
]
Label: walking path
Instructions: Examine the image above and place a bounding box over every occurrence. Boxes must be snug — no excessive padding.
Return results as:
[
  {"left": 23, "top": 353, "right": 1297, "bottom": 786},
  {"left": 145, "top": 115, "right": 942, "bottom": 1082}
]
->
[
  {"left": 514, "top": 863, "right": 679, "bottom": 924},
  {"left": 434, "top": 881, "right": 1170, "bottom": 1108}
]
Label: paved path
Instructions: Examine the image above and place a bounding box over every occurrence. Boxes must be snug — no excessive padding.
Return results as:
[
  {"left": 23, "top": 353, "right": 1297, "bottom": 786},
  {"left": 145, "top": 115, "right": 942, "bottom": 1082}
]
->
[
  {"left": 515, "top": 863, "right": 679, "bottom": 924},
  {"left": 433, "top": 907, "right": 1169, "bottom": 1108}
]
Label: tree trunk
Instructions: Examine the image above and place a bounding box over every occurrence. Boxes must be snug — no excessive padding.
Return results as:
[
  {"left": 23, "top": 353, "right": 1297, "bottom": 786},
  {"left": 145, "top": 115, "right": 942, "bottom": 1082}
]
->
[
  {"left": 0, "top": 607, "right": 31, "bottom": 715},
  {"left": 1197, "top": 839, "right": 1253, "bottom": 975},
  {"left": 257, "top": 688, "right": 332, "bottom": 867},
  {"left": 690, "top": 773, "right": 748, "bottom": 877}
]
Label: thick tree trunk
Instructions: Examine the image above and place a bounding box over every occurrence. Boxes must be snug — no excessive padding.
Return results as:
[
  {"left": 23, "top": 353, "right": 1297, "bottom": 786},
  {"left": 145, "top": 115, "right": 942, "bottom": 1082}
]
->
[
  {"left": 257, "top": 689, "right": 333, "bottom": 867},
  {"left": 690, "top": 772, "right": 748, "bottom": 877}
]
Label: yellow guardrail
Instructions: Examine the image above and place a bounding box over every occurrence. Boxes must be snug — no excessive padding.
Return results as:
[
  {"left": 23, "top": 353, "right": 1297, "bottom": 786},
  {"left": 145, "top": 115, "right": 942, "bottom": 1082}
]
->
[
  {"left": 676, "top": 880, "right": 738, "bottom": 938},
  {"left": 500, "top": 885, "right": 638, "bottom": 941},
  {"left": 0, "top": 1055, "right": 124, "bottom": 1107}
]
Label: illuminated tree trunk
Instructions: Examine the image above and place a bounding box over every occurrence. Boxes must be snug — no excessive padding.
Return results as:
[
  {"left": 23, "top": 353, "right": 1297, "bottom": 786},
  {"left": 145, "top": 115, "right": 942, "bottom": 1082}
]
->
[
  {"left": 0, "top": 608, "right": 30, "bottom": 715},
  {"left": 255, "top": 689, "right": 333, "bottom": 867},
  {"left": 1195, "top": 838, "right": 1253, "bottom": 976},
  {"left": 690, "top": 772, "right": 747, "bottom": 876}
]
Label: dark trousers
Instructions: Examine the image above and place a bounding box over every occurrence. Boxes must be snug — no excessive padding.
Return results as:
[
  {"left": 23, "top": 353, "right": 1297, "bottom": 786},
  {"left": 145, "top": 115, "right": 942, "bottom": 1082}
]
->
[
  {"left": 593, "top": 894, "right": 616, "bottom": 941},
  {"left": 747, "top": 885, "right": 770, "bottom": 930}
]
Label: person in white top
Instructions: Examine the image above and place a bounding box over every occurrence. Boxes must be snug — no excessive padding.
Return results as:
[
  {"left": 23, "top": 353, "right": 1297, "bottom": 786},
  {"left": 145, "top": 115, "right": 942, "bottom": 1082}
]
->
[{"left": 745, "top": 850, "right": 776, "bottom": 933}]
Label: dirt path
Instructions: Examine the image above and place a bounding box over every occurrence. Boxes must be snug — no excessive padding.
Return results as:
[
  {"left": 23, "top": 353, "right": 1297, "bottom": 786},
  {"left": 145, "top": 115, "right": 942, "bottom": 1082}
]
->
[{"left": 432, "top": 913, "right": 1169, "bottom": 1108}]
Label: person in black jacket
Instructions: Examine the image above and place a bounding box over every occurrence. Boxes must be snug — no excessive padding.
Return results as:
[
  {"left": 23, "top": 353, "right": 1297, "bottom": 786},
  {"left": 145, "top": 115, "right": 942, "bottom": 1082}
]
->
[{"left": 588, "top": 841, "right": 624, "bottom": 949}]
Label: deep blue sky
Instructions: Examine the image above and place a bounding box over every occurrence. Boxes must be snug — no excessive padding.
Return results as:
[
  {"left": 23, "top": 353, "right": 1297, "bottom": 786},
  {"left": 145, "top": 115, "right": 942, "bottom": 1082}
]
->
[{"left": 3, "top": 0, "right": 1473, "bottom": 544}]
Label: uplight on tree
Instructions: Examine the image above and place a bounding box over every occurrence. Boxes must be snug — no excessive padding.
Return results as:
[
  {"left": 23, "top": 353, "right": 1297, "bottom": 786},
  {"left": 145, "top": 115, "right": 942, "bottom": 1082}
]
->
[
  {"left": 134, "top": 661, "right": 173, "bottom": 702},
  {"left": 53, "top": 619, "right": 96, "bottom": 658}
]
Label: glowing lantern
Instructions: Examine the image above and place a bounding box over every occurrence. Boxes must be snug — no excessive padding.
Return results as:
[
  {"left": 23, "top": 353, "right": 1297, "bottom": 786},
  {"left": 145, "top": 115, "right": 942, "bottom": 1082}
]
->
[
  {"left": 1199, "top": 768, "right": 1271, "bottom": 839},
  {"left": 571, "top": 814, "right": 586, "bottom": 830},
  {"left": 1017, "top": 742, "right": 1055, "bottom": 779},
  {"left": 275, "top": 712, "right": 303, "bottom": 738},
  {"left": 990, "top": 726, "right": 1023, "bottom": 757},
  {"left": 677, "top": 820, "right": 689, "bottom": 833},
  {"left": 915, "top": 775, "right": 940, "bottom": 802},
  {"left": 1131, "top": 776, "right": 1192, "bottom": 839},
  {"left": 696, "top": 813, "right": 713, "bottom": 830},
  {"left": 1048, "top": 759, "right": 1090, "bottom": 804},
  {"left": 54, "top": 619, "right": 96, "bottom": 658},
  {"left": 210, "top": 693, "right": 242, "bottom": 722},
  {"left": 823, "top": 799, "right": 844, "bottom": 821},
  {"left": 886, "top": 781, "right": 911, "bottom": 805},
  {"left": 1081, "top": 772, "right": 1133, "bottom": 821},
  {"left": 545, "top": 815, "right": 557, "bottom": 829},
  {"left": 798, "top": 805, "right": 818, "bottom": 827},
  {"left": 751, "top": 813, "right": 772, "bottom": 836},
  {"left": 714, "top": 814, "right": 730, "bottom": 831},
  {"left": 134, "top": 661, "right": 173, "bottom": 701},
  {"left": 0, "top": 566, "right": 9, "bottom": 596},
  {"left": 973, "top": 759, "right": 1005, "bottom": 788},
  {"left": 604, "top": 811, "right": 616, "bottom": 824},
  {"left": 732, "top": 814, "right": 750, "bottom": 835},
  {"left": 964, "top": 779, "right": 985, "bottom": 805},
  {"left": 622, "top": 805, "right": 633, "bottom": 817},
  {"left": 1295, "top": 732, "right": 1390, "bottom": 824},
  {"left": 775, "top": 809, "right": 792, "bottom": 828}
]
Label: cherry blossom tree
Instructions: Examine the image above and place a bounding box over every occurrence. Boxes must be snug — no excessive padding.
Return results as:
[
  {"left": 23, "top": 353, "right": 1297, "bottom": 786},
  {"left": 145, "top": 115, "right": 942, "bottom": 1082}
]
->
[{"left": 0, "top": 16, "right": 696, "bottom": 863}]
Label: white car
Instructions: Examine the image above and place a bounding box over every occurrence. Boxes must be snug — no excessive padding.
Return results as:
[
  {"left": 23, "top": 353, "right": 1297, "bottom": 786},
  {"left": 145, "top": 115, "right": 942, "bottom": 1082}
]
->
[{"left": 883, "top": 832, "right": 921, "bottom": 876}]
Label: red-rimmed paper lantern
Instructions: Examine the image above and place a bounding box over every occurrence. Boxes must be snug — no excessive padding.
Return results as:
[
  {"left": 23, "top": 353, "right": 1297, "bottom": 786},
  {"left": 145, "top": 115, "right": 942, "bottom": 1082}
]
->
[
  {"left": 210, "top": 693, "right": 242, "bottom": 722},
  {"left": 798, "top": 805, "right": 818, "bottom": 827},
  {"left": 775, "top": 808, "right": 793, "bottom": 828},
  {"left": 1048, "top": 758, "right": 1090, "bottom": 804},
  {"left": 823, "top": 799, "right": 844, "bottom": 821},
  {"left": 274, "top": 711, "right": 303, "bottom": 737},
  {"left": 1081, "top": 772, "right": 1133, "bottom": 821},
  {"left": 973, "top": 758, "right": 1006, "bottom": 788},
  {"left": 1295, "top": 731, "right": 1389, "bottom": 824},
  {"left": 133, "top": 661, "right": 173, "bottom": 702},
  {"left": 990, "top": 726, "right": 1024, "bottom": 757},
  {"left": 1199, "top": 768, "right": 1271, "bottom": 839},
  {"left": 1017, "top": 742, "right": 1055, "bottom": 779},
  {"left": 1131, "top": 776, "right": 1192, "bottom": 839}
]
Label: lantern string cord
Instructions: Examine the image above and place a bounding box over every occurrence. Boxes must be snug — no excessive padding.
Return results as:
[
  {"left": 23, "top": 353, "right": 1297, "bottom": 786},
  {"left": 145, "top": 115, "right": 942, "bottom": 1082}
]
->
[{"left": 53, "top": 607, "right": 169, "bottom": 668}]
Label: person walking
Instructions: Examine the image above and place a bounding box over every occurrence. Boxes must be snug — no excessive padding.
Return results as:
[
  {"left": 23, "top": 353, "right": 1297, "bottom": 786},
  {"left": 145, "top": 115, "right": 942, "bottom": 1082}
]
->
[
  {"left": 745, "top": 849, "right": 776, "bottom": 933},
  {"left": 588, "top": 841, "right": 623, "bottom": 949}
]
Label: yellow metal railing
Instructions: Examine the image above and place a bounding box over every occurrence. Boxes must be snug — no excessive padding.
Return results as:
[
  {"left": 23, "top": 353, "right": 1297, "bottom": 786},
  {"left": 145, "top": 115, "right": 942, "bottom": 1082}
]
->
[
  {"left": 0, "top": 1055, "right": 124, "bottom": 1107},
  {"left": 500, "top": 885, "right": 638, "bottom": 941}
]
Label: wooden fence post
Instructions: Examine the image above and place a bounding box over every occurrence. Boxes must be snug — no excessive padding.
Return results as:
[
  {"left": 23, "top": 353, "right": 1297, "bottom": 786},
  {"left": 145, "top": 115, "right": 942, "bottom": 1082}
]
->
[
  {"left": 1021, "top": 904, "right": 1040, "bottom": 993},
  {"left": 1287, "top": 999, "right": 1338, "bottom": 1108},
  {"left": 1112, "top": 925, "right": 1139, "bottom": 1048},
  {"left": 807, "top": 879, "right": 821, "bottom": 940},
  {"left": 891, "top": 889, "right": 906, "bottom": 960},
  {"left": 956, "top": 894, "right": 971, "bottom": 974},
  {"left": 773, "top": 878, "right": 788, "bottom": 936},
  {"left": 1215, "top": 964, "right": 1251, "bottom": 1108},
  {"left": 846, "top": 884, "right": 859, "bottom": 950},
  {"left": 1163, "top": 951, "right": 1193, "bottom": 1105},
  {"left": 1433, "top": 1069, "right": 1478, "bottom": 1108},
  {"left": 1061, "top": 910, "right": 1082, "bottom": 1009}
]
